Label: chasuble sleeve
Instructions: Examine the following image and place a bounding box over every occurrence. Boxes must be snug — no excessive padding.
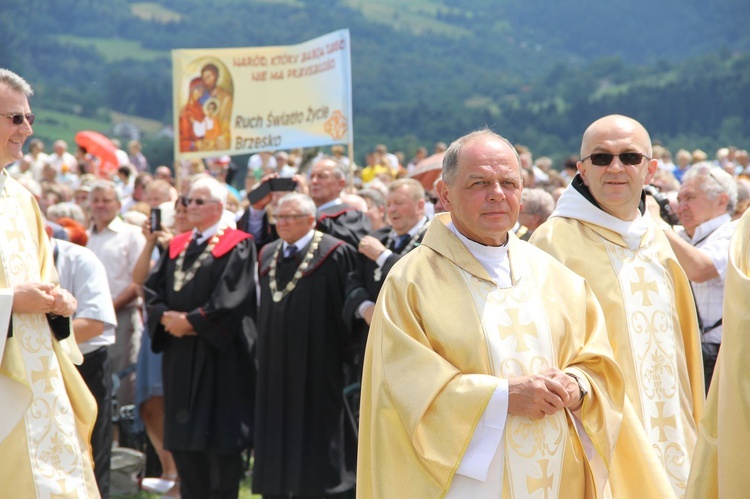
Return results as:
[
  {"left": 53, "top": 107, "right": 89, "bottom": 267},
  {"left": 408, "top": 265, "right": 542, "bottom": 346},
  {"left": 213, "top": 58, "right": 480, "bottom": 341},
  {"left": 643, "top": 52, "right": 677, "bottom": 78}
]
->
[
  {"left": 365, "top": 268, "right": 500, "bottom": 488},
  {"left": 686, "top": 211, "right": 750, "bottom": 498}
]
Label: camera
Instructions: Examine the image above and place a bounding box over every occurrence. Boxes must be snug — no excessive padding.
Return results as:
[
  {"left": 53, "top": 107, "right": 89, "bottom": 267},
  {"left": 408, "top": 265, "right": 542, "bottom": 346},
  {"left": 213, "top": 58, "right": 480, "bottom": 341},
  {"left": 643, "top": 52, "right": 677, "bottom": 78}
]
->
[{"left": 643, "top": 185, "right": 680, "bottom": 226}]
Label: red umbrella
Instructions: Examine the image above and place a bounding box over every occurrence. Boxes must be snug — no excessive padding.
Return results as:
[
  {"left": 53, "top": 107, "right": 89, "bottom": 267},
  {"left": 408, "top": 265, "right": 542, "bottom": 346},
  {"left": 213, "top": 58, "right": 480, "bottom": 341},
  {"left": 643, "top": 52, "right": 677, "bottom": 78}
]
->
[
  {"left": 75, "top": 131, "right": 119, "bottom": 178},
  {"left": 408, "top": 152, "right": 444, "bottom": 191}
]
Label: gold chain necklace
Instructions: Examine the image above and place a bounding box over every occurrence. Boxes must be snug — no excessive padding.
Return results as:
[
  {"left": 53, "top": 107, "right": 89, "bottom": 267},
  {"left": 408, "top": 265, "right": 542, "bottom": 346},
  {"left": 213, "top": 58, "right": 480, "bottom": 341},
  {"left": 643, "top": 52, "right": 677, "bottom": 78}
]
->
[
  {"left": 269, "top": 231, "right": 323, "bottom": 302},
  {"left": 173, "top": 227, "right": 224, "bottom": 292}
]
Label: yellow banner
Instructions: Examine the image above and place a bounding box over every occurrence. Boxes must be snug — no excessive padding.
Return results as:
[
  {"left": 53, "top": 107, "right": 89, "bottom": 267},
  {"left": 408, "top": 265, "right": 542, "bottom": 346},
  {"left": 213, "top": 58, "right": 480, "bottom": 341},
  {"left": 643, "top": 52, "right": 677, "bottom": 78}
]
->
[{"left": 172, "top": 29, "right": 352, "bottom": 160}]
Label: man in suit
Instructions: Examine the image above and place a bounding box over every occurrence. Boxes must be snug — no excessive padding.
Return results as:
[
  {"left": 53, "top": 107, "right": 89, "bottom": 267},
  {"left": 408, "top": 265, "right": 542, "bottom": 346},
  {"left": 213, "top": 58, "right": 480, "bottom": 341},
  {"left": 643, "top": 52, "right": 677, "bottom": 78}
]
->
[{"left": 344, "top": 178, "right": 429, "bottom": 343}]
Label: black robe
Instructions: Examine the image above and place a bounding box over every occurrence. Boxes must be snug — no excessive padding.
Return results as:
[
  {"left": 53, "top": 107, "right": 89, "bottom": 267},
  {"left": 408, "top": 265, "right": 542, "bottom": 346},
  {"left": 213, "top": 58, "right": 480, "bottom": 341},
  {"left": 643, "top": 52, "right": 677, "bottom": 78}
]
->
[
  {"left": 316, "top": 204, "right": 371, "bottom": 247},
  {"left": 341, "top": 222, "right": 429, "bottom": 375},
  {"left": 144, "top": 228, "right": 257, "bottom": 455},
  {"left": 253, "top": 233, "right": 358, "bottom": 496}
]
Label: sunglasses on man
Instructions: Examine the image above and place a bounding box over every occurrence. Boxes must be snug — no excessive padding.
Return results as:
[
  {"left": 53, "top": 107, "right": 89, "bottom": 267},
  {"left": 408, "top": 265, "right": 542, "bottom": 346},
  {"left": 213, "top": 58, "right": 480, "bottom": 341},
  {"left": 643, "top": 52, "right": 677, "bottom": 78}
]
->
[
  {"left": 1, "top": 113, "right": 35, "bottom": 126},
  {"left": 581, "top": 152, "right": 650, "bottom": 166}
]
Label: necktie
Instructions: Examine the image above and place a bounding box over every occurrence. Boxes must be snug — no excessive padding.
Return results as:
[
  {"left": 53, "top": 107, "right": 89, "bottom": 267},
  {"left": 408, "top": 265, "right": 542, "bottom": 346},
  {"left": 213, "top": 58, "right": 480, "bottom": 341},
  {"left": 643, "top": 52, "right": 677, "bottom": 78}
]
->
[
  {"left": 188, "top": 232, "right": 202, "bottom": 250},
  {"left": 284, "top": 244, "right": 298, "bottom": 260},
  {"left": 393, "top": 234, "right": 410, "bottom": 252}
]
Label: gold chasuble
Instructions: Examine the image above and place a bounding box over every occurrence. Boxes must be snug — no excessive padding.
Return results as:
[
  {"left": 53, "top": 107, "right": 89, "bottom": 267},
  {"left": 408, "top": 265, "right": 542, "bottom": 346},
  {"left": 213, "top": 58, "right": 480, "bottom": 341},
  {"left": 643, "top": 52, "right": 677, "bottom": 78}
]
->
[
  {"left": 0, "top": 173, "right": 98, "bottom": 498},
  {"left": 686, "top": 210, "right": 750, "bottom": 498},
  {"left": 531, "top": 212, "right": 704, "bottom": 498},
  {"left": 358, "top": 213, "right": 624, "bottom": 498}
]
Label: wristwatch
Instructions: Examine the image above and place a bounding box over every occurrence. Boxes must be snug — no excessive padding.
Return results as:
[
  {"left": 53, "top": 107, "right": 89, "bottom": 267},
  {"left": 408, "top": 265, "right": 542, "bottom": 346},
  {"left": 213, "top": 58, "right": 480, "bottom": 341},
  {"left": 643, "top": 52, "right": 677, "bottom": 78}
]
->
[{"left": 566, "top": 372, "right": 588, "bottom": 402}]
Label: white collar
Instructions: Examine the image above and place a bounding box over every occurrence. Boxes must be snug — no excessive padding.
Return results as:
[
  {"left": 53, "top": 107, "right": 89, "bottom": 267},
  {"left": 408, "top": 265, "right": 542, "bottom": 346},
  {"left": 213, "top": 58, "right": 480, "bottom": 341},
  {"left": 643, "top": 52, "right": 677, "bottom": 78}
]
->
[
  {"left": 93, "top": 216, "right": 126, "bottom": 234},
  {"left": 447, "top": 221, "right": 511, "bottom": 287},
  {"left": 284, "top": 229, "right": 315, "bottom": 252},
  {"left": 194, "top": 221, "right": 221, "bottom": 244},
  {"left": 551, "top": 183, "right": 650, "bottom": 249},
  {"left": 686, "top": 213, "right": 731, "bottom": 244}
]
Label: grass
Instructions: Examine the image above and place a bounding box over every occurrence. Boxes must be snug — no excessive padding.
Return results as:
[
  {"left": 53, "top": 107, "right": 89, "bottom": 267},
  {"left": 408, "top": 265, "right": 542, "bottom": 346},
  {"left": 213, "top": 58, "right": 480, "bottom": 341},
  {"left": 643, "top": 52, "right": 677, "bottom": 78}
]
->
[
  {"left": 30, "top": 107, "right": 169, "bottom": 150},
  {"left": 30, "top": 107, "right": 113, "bottom": 150},
  {"left": 110, "top": 111, "right": 166, "bottom": 135},
  {"left": 55, "top": 35, "right": 168, "bottom": 63},
  {"left": 342, "top": 0, "right": 469, "bottom": 37},
  {"left": 130, "top": 3, "right": 183, "bottom": 23}
]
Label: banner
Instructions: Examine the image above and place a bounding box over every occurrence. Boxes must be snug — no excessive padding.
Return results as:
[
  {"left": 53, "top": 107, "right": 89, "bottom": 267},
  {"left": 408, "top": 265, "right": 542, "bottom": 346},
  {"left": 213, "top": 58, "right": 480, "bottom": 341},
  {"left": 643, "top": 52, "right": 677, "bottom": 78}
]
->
[{"left": 172, "top": 29, "right": 352, "bottom": 160}]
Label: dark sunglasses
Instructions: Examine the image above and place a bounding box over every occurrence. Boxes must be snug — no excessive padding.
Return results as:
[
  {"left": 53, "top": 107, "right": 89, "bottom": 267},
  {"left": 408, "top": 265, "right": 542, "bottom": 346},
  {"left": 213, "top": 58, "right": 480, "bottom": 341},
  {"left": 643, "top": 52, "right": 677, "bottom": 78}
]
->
[
  {"left": 582, "top": 152, "right": 650, "bottom": 166},
  {"left": 178, "top": 196, "right": 188, "bottom": 207},
  {"left": 1, "top": 113, "right": 35, "bottom": 126},
  {"left": 186, "top": 197, "right": 217, "bottom": 206}
]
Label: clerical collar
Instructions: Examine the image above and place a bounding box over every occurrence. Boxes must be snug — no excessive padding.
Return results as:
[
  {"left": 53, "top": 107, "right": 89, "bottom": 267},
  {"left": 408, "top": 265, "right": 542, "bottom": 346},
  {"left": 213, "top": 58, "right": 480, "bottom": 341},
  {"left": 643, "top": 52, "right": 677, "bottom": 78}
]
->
[
  {"left": 284, "top": 229, "right": 315, "bottom": 253},
  {"left": 447, "top": 221, "right": 511, "bottom": 287},
  {"left": 317, "top": 198, "right": 343, "bottom": 211},
  {"left": 194, "top": 221, "right": 221, "bottom": 244},
  {"left": 684, "top": 213, "right": 731, "bottom": 245},
  {"left": 551, "top": 174, "right": 650, "bottom": 250}
]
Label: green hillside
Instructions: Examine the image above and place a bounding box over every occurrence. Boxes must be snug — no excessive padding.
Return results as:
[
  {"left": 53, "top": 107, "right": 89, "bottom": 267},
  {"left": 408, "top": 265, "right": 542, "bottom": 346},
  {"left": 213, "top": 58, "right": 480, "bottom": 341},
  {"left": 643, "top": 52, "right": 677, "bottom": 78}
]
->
[{"left": 2, "top": 0, "right": 749, "bottom": 167}]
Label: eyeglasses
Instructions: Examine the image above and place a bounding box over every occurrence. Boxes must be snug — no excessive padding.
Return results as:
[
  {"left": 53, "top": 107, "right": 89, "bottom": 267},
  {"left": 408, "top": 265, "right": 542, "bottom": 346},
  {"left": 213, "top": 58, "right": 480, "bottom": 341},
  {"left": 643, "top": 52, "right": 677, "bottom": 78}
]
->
[
  {"left": 1, "top": 113, "right": 35, "bottom": 126},
  {"left": 275, "top": 214, "right": 310, "bottom": 222},
  {"left": 581, "top": 152, "right": 650, "bottom": 166},
  {"left": 186, "top": 197, "right": 218, "bottom": 206},
  {"left": 178, "top": 196, "right": 188, "bottom": 207}
]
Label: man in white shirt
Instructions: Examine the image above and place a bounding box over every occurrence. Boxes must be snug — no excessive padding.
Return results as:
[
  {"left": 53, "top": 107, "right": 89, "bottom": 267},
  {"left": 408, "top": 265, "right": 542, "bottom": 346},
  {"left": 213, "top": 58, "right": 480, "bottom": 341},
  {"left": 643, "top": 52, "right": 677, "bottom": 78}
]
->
[
  {"left": 87, "top": 180, "right": 146, "bottom": 408},
  {"left": 649, "top": 162, "right": 738, "bottom": 391},
  {"left": 48, "top": 139, "right": 77, "bottom": 176},
  {"left": 52, "top": 224, "right": 117, "bottom": 498}
]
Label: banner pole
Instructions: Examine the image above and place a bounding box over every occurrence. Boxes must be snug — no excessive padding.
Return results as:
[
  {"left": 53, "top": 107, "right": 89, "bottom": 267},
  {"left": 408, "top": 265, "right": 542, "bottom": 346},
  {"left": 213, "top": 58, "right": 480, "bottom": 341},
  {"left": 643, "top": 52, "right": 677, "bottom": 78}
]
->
[{"left": 347, "top": 141, "right": 355, "bottom": 187}]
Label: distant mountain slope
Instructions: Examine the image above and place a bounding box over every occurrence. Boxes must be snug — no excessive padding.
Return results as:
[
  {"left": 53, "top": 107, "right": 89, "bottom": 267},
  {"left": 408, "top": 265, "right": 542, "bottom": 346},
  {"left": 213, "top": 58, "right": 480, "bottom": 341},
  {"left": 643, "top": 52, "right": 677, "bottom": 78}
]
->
[{"left": 2, "top": 0, "right": 748, "bottom": 162}]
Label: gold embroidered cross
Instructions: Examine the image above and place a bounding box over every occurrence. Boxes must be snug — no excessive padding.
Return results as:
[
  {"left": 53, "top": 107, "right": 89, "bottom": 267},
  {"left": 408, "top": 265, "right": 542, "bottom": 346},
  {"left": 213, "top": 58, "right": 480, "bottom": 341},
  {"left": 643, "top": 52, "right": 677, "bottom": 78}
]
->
[
  {"left": 527, "top": 458, "right": 553, "bottom": 499},
  {"left": 498, "top": 308, "right": 537, "bottom": 352},
  {"left": 4, "top": 217, "right": 26, "bottom": 245},
  {"left": 651, "top": 401, "right": 676, "bottom": 443},
  {"left": 630, "top": 267, "right": 658, "bottom": 306},
  {"left": 31, "top": 356, "right": 59, "bottom": 394}
]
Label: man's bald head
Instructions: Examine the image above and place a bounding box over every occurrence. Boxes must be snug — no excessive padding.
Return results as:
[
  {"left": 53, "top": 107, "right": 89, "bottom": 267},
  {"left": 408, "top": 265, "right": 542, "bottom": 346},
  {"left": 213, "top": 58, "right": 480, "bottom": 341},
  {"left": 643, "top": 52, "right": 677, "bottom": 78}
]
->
[
  {"left": 577, "top": 114, "right": 657, "bottom": 221},
  {"left": 581, "top": 115, "right": 653, "bottom": 159}
]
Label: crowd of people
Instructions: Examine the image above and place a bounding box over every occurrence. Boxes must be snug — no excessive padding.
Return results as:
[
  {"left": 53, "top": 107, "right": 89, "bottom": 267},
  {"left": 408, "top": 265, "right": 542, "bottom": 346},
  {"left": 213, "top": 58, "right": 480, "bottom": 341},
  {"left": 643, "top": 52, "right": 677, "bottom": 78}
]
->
[{"left": 1, "top": 66, "right": 749, "bottom": 498}]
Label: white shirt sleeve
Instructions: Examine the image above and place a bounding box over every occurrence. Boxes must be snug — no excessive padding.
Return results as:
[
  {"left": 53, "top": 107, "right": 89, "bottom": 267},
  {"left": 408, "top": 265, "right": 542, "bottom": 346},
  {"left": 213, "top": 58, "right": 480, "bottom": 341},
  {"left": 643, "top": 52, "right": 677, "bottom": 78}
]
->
[
  {"left": 375, "top": 249, "right": 392, "bottom": 268},
  {"left": 455, "top": 379, "right": 509, "bottom": 481}
]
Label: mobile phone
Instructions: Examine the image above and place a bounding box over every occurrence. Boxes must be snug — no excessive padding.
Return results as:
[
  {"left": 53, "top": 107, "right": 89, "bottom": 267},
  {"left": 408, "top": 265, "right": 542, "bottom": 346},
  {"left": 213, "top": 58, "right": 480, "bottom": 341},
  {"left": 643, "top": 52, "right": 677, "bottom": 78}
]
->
[
  {"left": 247, "top": 181, "right": 273, "bottom": 205},
  {"left": 269, "top": 177, "right": 297, "bottom": 192},
  {"left": 150, "top": 208, "right": 162, "bottom": 232}
]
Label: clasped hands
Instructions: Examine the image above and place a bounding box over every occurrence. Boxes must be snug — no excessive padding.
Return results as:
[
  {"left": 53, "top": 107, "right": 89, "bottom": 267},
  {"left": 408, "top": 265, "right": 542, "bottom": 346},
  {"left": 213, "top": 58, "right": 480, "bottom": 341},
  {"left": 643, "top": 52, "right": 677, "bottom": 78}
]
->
[
  {"left": 161, "top": 310, "right": 198, "bottom": 338},
  {"left": 12, "top": 282, "right": 77, "bottom": 317},
  {"left": 507, "top": 368, "right": 584, "bottom": 420}
]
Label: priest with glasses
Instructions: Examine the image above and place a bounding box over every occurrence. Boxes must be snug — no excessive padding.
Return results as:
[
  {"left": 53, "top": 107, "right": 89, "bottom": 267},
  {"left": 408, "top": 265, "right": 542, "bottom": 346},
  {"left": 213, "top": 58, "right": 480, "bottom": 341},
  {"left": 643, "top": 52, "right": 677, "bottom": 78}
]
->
[
  {"left": 253, "top": 192, "right": 359, "bottom": 499},
  {"left": 531, "top": 114, "right": 704, "bottom": 498}
]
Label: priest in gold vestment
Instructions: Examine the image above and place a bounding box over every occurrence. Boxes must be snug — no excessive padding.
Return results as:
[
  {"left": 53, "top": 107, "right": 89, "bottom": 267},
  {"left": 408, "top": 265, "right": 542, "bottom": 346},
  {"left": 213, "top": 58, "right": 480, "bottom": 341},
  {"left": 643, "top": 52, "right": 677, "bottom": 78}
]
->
[
  {"left": 686, "top": 209, "right": 750, "bottom": 498},
  {"left": 358, "top": 130, "right": 627, "bottom": 498},
  {"left": 0, "top": 69, "right": 98, "bottom": 497},
  {"left": 531, "top": 115, "right": 704, "bottom": 498}
]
